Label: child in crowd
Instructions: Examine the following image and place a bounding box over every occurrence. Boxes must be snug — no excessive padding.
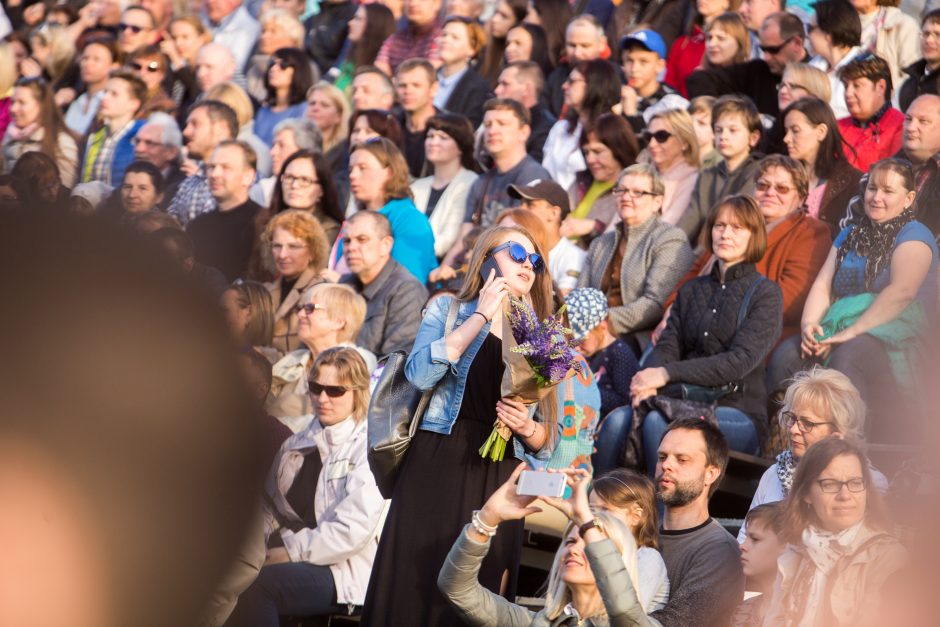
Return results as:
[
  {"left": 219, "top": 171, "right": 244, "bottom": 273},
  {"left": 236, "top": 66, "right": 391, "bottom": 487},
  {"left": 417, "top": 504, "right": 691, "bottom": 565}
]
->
[
  {"left": 681, "top": 95, "right": 763, "bottom": 246},
  {"left": 619, "top": 29, "right": 676, "bottom": 138},
  {"left": 733, "top": 502, "right": 787, "bottom": 627},
  {"left": 689, "top": 96, "right": 720, "bottom": 168},
  {"left": 565, "top": 287, "right": 638, "bottom": 417}
]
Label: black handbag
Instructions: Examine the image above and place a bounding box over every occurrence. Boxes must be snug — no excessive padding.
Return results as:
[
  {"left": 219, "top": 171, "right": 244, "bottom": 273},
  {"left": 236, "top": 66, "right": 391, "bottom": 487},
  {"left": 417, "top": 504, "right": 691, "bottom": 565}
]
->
[{"left": 367, "top": 300, "right": 459, "bottom": 498}]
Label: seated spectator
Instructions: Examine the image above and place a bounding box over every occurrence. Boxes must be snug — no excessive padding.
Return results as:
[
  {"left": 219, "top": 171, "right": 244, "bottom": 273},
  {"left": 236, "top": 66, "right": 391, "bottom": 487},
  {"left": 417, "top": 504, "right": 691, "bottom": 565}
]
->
[
  {"left": 194, "top": 42, "right": 238, "bottom": 96},
  {"left": 269, "top": 150, "right": 343, "bottom": 245},
  {"left": 203, "top": 81, "right": 274, "bottom": 178},
  {"left": 740, "top": 367, "right": 889, "bottom": 541},
  {"left": 252, "top": 117, "right": 323, "bottom": 208},
  {"left": 346, "top": 137, "right": 437, "bottom": 282},
  {"left": 620, "top": 30, "right": 676, "bottom": 138},
  {"left": 566, "top": 287, "right": 639, "bottom": 417},
  {"left": 260, "top": 210, "right": 331, "bottom": 354},
  {"left": 340, "top": 211, "right": 429, "bottom": 356},
  {"left": 326, "top": 3, "right": 396, "bottom": 94},
  {"left": 542, "top": 59, "right": 621, "bottom": 191},
  {"left": 477, "top": 0, "right": 528, "bottom": 85},
  {"left": 644, "top": 108, "right": 701, "bottom": 228},
  {"left": 395, "top": 58, "right": 441, "bottom": 177},
  {"left": 837, "top": 53, "right": 904, "bottom": 172},
  {"left": 770, "top": 159, "right": 938, "bottom": 440},
  {"left": 527, "top": 0, "right": 573, "bottom": 67},
  {"left": 225, "top": 348, "right": 386, "bottom": 626},
  {"left": 897, "top": 94, "right": 940, "bottom": 236},
  {"left": 266, "top": 282, "right": 375, "bottom": 428},
  {"left": 689, "top": 95, "right": 720, "bottom": 167},
  {"left": 3, "top": 76, "right": 79, "bottom": 187},
  {"left": 853, "top": 0, "right": 919, "bottom": 98},
  {"left": 577, "top": 164, "right": 694, "bottom": 355},
  {"left": 303, "top": 0, "right": 358, "bottom": 76},
  {"left": 305, "top": 82, "right": 350, "bottom": 174},
  {"left": 125, "top": 44, "right": 176, "bottom": 117},
  {"left": 246, "top": 9, "right": 306, "bottom": 104},
  {"left": 162, "top": 15, "right": 212, "bottom": 117},
  {"left": 493, "top": 61, "right": 556, "bottom": 163},
  {"left": 65, "top": 36, "right": 119, "bottom": 136},
  {"left": 503, "top": 24, "right": 553, "bottom": 80},
  {"left": 807, "top": 0, "right": 865, "bottom": 120},
  {"left": 733, "top": 503, "right": 786, "bottom": 626},
  {"left": 665, "top": 0, "right": 741, "bottom": 98},
  {"left": 681, "top": 95, "right": 763, "bottom": 245},
  {"left": 187, "top": 140, "right": 263, "bottom": 282},
  {"left": 434, "top": 16, "right": 491, "bottom": 128},
  {"left": 255, "top": 47, "right": 315, "bottom": 147},
  {"left": 7, "top": 150, "right": 69, "bottom": 211},
  {"left": 81, "top": 71, "right": 146, "bottom": 187},
  {"left": 221, "top": 279, "right": 277, "bottom": 353},
  {"left": 762, "top": 62, "right": 831, "bottom": 155},
  {"left": 202, "top": 0, "right": 260, "bottom": 72},
  {"left": 781, "top": 97, "right": 861, "bottom": 233},
  {"left": 509, "top": 179, "right": 586, "bottom": 296},
  {"left": 410, "top": 113, "right": 480, "bottom": 259},
  {"left": 542, "top": 15, "right": 607, "bottom": 117},
  {"left": 116, "top": 5, "right": 159, "bottom": 55},
  {"left": 374, "top": 0, "right": 443, "bottom": 76},
  {"left": 132, "top": 112, "right": 184, "bottom": 206},
  {"left": 236, "top": 348, "right": 293, "bottom": 470},
  {"left": 702, "top": 12, "right": 750, "bottom": 71},
  {"left": 763, "top": 438, "right": 907, "bottom": 625},
  {"left": 596, "top": 196, "right": 783, "bottom": 477},
  {"left": 24, "top": 23, "right": 74, "bottom": 90},
  {"left": 438, "top": 468, "right": 665, "bottom": 624},
  {"left": 349, "top": 108, "right": 405, "bottom": 149},
  {"left": 899, "top": 9, "right": 940, "bottom": 112},
  {"left": 117, "top": 160, "right": 165, "bottom": 215},
  {"left": 562, "top": 113, "right": 640, "bottom": 246},
  {"left": 350, "top": 65, "right": 397, "bottom": 111}
]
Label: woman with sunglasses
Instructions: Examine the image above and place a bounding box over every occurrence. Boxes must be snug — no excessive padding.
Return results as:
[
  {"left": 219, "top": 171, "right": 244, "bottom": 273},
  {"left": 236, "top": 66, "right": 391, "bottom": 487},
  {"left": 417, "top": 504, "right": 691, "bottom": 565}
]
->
[
  {"left": 361, "top": 225, "right": 556, "bottom": 627},
  {"left": 644, "top": 108, "right": 701, "bottom": 230},
  {"left": 738, "top": 367, "right": 888, "bottom": 542},
  {"left": 255, "top": 47, "right": 316, "bottom": 147},
  {"left": 246, "top": 9, "right": 306, "bottom": 104},
  {"left": 762, "top": 438, "right": 905, "bottom": 626},
  {"left": 2, "top": 76, "right": 79, "bottom": 187},
  {"left": 226, "top": 348, "right": 386, "bottom": 626},
  {"left": 125, "top": 45, "right": 176, "bottom": 117}
]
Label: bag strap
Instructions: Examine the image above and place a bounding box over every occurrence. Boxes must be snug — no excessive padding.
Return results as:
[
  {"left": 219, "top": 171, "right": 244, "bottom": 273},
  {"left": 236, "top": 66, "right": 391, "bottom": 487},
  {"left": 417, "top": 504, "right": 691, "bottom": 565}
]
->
[
  {"left": 736, "top": 275, "right": 766, "bottom": 332},
  {"left": 411, "top": 298, "right": 462, "bottom": 436},
  {"left": 444, "top": 297, "right": 460, "bottom": 334}
]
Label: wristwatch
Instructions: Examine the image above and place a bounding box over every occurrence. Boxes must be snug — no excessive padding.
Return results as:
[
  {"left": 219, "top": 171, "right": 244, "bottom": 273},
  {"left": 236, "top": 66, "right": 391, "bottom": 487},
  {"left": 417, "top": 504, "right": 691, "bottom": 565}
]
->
[{"left": 578, "top": 518, "right": 605, "bottom": 538}]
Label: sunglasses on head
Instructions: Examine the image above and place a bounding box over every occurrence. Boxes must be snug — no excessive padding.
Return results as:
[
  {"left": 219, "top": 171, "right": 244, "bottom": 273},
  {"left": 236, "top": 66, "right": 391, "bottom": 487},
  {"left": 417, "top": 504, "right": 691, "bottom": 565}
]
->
[
  {"left": 758, "top": 36, "right": 796, "bottom": 55},
  {"left": 487, "top": 241, "right": 544, "bottom": 274},
  {"left": 309, "top": 381, "right": 350, "bottom": 398},
  {"left": 643, "top": 129, "right": 672, "bottom": 144},
  {"left": 118, "top": 22, "right": 146, "bottom": 34},
  {"left": 130, "top": 60, "right": 161, "bottom": 73}
]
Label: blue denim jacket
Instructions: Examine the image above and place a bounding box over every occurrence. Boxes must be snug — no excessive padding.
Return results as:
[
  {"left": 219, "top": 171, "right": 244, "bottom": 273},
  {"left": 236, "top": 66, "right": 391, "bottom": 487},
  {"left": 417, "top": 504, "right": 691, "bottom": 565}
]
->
[{"left": 404, "top": 295, "right": 552, "bottom": 461}]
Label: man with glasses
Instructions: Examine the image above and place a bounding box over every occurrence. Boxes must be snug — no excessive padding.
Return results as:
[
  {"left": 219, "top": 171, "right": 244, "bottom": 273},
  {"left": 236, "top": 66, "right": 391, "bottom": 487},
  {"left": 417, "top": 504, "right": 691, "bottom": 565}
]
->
[
  {"left": 339, "top": 211, "right": 428, "bottom": 357},
  {"left": 133, "top": 111, "right": 184, "bottom": 207},
  {"left": 117, "top": 5, "right": 158, "bottom": 54},
  {"left": 900, "top": 9, "right": 940, "bottom": 112},
  {"left": 687, "top": 12, "right": 808, "bottom": 117}
]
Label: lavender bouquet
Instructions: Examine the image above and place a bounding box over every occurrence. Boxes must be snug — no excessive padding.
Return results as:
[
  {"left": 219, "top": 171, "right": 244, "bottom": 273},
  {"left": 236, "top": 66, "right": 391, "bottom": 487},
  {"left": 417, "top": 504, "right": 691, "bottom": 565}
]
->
[{"left": 479, "top": 296, "right": 584, "bottom": 462}]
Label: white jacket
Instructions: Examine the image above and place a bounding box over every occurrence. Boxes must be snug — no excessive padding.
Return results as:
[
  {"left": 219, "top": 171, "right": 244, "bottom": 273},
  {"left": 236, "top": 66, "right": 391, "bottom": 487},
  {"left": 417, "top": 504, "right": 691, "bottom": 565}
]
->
[
  {"left": 264, "top": 416, "right": 387, "bottom": 606},
  {"left": 410, "top": 168, "right": 479, "bottom": 258}
]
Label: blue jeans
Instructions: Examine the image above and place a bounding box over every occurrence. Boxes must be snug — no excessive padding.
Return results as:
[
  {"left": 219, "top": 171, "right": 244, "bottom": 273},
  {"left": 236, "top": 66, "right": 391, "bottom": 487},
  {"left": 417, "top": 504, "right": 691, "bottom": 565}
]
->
[
  {"left": 593, "top": 405, "right": 760, "bottom": 478},
  {"left": 224, "top": 562, "right": 345, "bottom": 627}
]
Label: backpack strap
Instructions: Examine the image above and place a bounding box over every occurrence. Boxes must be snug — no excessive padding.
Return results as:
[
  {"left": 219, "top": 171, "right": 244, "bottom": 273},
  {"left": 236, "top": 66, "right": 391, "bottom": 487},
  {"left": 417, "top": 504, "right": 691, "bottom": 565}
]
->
[{"left": 736, "top": 275, "right": 766, "bottom": 331}]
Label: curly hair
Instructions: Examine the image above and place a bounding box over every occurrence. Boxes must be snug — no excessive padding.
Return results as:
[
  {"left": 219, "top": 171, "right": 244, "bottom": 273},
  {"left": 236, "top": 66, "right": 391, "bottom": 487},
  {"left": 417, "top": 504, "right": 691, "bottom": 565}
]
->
[{"left": 261, "top": 210, "right": 330, "bottom": 276}]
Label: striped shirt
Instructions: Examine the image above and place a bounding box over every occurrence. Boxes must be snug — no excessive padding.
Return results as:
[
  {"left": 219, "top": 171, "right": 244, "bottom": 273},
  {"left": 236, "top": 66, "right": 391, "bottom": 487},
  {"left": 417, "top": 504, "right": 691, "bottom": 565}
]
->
[{"left": 375, "top": 19, "right": 442, "bottom": 74}]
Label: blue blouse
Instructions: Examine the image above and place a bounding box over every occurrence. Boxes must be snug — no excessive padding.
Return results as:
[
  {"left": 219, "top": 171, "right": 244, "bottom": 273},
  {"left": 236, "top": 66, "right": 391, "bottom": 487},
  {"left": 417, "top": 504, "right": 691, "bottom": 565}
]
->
[{"left": 254, "top": 102, "right": 307, "bottom": 147}]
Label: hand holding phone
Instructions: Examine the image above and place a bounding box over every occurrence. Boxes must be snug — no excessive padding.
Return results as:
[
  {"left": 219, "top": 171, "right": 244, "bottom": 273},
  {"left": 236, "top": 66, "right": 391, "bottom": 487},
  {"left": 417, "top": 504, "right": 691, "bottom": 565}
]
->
[{"left": 516, "top": 470, "right": 566, "bottom": 498}]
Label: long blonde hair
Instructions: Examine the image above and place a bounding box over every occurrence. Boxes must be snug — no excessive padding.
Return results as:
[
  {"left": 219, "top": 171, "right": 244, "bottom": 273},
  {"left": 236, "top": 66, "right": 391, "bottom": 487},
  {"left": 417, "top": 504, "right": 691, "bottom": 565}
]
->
[
  {"left": 649, "top": 108, "right": 700, "bottom": 167},
  {"left": 308, "top": 81, "right": 351, "bottom": 152}
]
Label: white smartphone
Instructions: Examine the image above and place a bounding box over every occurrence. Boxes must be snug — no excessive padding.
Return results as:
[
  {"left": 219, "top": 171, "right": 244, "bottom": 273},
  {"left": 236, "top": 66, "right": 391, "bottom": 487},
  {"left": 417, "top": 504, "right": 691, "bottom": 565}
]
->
[{"left": 516, "top": 470, "right": 566, "bottom": 498}]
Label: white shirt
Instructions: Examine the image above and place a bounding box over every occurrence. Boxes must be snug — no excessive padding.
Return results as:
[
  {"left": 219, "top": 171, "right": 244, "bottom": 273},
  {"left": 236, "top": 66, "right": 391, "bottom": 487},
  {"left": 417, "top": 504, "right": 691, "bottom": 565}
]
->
[
  {"left": 809, "top": 46, "right": 864, "bottom": 120},
  {"left": 541, "top": 119, "right": 586, "bottom": 192},
  {"left": 549, "top": 236, "right": 586, "bottom": 292}
]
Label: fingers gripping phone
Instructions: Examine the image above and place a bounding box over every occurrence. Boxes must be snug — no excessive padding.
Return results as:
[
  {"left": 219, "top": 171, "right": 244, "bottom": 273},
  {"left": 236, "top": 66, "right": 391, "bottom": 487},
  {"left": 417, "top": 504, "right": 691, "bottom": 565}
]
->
[
  {"left": 516, "top": 470, "right": 566, "bottom": 498},
  {"left": 480, "top": 256, "right": 502, "bottom": 281}
]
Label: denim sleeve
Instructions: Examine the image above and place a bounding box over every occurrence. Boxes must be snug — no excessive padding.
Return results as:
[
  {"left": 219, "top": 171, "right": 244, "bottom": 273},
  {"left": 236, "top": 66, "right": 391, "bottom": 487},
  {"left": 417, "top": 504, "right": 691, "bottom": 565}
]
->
[{"left": 405, "top": 296, "right": 458, "bottom": 391}]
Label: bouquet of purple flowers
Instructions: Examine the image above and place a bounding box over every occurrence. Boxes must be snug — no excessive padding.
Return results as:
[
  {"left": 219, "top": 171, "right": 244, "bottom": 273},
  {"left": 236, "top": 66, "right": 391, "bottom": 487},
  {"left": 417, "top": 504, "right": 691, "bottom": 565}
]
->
[{"left": 479, "top": 296, "right": 584, "bottom": 462}]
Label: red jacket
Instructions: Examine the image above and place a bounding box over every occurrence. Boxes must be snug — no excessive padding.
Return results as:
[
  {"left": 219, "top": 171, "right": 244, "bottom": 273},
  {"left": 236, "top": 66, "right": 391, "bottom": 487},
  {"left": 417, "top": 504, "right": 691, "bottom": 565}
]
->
[
  {"left": 664, "top": 28, "right": 705, "bottom": 98},
  {"left": 838, "top": 107, "right": 904, "bottom": 172}
]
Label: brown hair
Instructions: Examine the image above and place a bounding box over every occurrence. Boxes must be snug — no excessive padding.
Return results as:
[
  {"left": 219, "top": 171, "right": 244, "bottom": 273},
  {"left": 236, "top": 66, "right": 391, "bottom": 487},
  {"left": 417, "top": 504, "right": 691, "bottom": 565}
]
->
[
  {"left": 261, "top": 210, "right": 330, "bottom": 275},
  {"left": 837, "top": 53, "right": 893, "bottom": 95},
  {"left": 108, "top": 70, "right": 148, "bottom": 112},
  {"left": 308, "top": 347, "right": 371, "bottom": 422},
  {"left": 349, "top": 137, "right": 413, "bottom": 205},
  {"left": 778, "top": 437, "right": 891, "bottom": 544},
  {"left": 396, "top": 57, "right": 436, "bottom": 83},
  {"left": 214, "top": 139, "right": 258, "bottom": 171},
  {"left": 12, "top": 77, "right": 78, "bottom": 162},
  {"left": 494, "top": 208, "right": 550, "bottom": 254},
  {"left": 702, "top": 195, "right": 768, "bottom": 264},
  {"left": 443, "top": 16, "right": 488, "bottom": 58},
  {"left": 580, "top": 112, "right": 640, "bottom": 171},
  {"left": 348, "top": 108, "right": 404, "bottom": 148},
  {"left": 592, "top": 469, "right": 660, "bottom": 549},
  {"left": 703, "top": 12, "right": 750, "bottom": 68},
  {"left": 744, "top": 501, "right": 785, "bottom": 536},
  {"left": 662, "top": 417, "right": 731, "bottom": 497},
  {"left": 225, "top": 280, "right": 275, "bottom": 346},
  {"left": 483, "top": 97, "right": 531, "bottom": 126},
  {"left": 756, "top": 154, "right": 810, "bottom": 202},
  {"left": 712, "top": 94, "right": 762, "bottom": 136}
]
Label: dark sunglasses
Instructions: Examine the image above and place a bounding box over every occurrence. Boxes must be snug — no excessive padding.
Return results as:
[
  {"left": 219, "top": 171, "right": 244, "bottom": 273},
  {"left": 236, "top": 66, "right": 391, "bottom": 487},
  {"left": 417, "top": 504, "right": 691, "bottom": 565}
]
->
[
  {"left": 643, "top": 129, "right": 672, "bottom": 144},
  {"left": 309, "top": 381, "right": 350, "bottom": 398},
  {"left": 118, "top": 22, "right": 146, "bottom": 34},
  {"left": 130, "top": 60, "right": 161, "bottom": 73},
  {"left": 295, "top": 303, "right": 326, "bottom": 315},
  {"left": 758, "top": 36, "right": 796, "bottom": 55},
  {"left": 487, "top": 241, "right": 544, "bottom": 274},
  {"left": 269, "top": 57, "right": 290, "bottom": 70}
]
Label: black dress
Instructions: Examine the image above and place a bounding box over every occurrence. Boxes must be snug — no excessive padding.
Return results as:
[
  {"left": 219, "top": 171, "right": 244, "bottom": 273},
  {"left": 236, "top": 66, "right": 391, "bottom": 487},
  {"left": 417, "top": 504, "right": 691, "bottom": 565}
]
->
[{"left": 360, "top": 333, "right": 524, "bottom": 626}]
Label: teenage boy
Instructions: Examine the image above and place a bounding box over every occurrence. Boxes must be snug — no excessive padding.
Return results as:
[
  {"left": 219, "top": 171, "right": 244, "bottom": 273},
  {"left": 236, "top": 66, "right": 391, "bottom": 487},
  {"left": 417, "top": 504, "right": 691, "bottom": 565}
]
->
[
  {"left": 900, "top": 9, "right": 940, "bottom": 112},
  {"left": 619, "top": 29, "right": 677, "bottom": 137},
  {"left": 734, "top": 503, "right": 787, "bottom": 626},
  {"left": 680, "top": 95, "right": 763, "bottom": 246}
]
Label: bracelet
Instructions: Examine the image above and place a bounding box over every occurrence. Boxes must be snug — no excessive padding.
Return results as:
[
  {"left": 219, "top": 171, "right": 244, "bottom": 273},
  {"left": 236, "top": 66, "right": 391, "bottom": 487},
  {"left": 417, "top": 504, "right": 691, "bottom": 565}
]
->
[
  {"left": 523, "top": 420, "right": 538, "bottom": 439},
  {"left": 471, "top": 510, "right": 498, "bottom": 537},
  {"left": 472, "top": 311, "right": 490, "bottom": 324}
]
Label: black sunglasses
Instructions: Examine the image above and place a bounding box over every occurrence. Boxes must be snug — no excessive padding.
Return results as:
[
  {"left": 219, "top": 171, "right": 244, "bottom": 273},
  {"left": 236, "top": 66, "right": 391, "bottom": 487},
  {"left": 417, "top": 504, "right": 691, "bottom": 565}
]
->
[
  {"left": 758, "top": 36, "right": 796, "bottom": 55},
  {"left": 642, "top": 129, "right": 673, "bottom": 144},
  {"left": 130, "top": 60, "right": 161, "bottom": 73},
  {"left": 309, "top": 381, "right": 350, "bottom": 398},
  {"left": 118, "top": 22, "right": 146, "bottom": 34},
  {"left": 269, "top": 57, "right": 291, "bottom": 70},
  {"left": 487, "top": 241, "right": 544, "bottom": 274}
]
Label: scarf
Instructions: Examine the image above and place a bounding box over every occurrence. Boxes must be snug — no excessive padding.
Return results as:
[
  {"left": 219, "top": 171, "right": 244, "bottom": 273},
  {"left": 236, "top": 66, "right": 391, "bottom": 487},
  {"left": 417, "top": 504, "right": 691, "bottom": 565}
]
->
[
  {"left": 776, "top": 449, "right": 798, "bottom": 495},
  {"left": 7, "top": 121, "right": 39, "bottom": 142},
  {"left": 791, "top": 522, "right": 867, "bottom": 627},
  {"left": 836, "top": 208, "right": 915, "bottom": 290}
]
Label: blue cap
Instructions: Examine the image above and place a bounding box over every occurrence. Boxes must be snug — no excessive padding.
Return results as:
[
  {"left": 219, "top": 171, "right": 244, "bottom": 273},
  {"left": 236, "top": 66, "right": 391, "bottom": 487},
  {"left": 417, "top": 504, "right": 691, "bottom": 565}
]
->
[
  {"left": 620, "top": 29, "right": 667, "bottom": 60},
  {"left": 564, "top": 288, "right": 608, "bottom": 340}
]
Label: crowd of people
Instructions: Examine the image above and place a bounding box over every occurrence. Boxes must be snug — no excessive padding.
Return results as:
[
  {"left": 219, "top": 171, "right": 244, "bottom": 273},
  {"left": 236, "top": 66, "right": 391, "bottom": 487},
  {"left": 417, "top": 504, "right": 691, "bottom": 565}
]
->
[{"left": 1, "top": 0, "right": 938, "bottom": 623}]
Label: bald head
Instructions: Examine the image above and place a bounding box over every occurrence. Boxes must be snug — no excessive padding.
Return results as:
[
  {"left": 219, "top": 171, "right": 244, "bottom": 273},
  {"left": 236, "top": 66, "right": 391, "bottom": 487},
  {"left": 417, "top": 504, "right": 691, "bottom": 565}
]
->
[
  {"left": 195, "top": 43, "right": 235, "bottom": 92},
  {"left": 904, "top": 95, "right": 940, "bottom": 163}
]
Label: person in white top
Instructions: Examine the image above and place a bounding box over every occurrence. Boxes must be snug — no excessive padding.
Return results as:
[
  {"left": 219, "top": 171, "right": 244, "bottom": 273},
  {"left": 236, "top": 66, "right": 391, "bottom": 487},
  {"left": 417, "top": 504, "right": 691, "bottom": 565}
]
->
[
  {"left": 738, "top": 366, "right": 889, "bottom": 542},
  {"left": 807, "top": 0, "right": 865, "bottom": 119},
  {"left": 507, "top": 179, "right": 586, "bottom": 297}
]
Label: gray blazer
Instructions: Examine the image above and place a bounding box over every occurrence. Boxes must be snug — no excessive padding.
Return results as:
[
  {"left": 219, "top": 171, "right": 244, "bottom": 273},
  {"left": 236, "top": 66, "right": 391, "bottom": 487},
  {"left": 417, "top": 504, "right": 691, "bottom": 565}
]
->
[{"left": 577, "top": 216, "right": 694, "bottom": 337}]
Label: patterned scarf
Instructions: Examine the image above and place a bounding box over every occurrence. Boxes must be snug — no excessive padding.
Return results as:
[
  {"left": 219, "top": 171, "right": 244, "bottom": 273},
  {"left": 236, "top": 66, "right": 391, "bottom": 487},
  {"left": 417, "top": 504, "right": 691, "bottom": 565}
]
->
[
  {"left": 836, "top": 208, "right": 916, "bottom": 290},
  {"left": 776, "top": 449, "right": 798, "bottom": 495}
]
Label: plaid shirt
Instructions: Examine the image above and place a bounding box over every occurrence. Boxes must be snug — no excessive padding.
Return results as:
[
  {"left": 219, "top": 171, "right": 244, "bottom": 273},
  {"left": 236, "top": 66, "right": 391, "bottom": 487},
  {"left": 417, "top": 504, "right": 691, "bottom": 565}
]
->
[
  {"left": 82, "top": 119, "right": 136, "bottom": 186},
  {"left": 375, "top": 19, "right": 442, "bottom": 74},
  {"left": 166, "top": 163, "right": 215, "bottom": 226}
]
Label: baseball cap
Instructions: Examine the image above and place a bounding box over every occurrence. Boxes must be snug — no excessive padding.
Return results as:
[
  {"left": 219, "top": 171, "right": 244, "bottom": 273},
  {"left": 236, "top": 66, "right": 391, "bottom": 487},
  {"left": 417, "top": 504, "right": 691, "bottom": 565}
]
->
[
  {"left": 564, "top": 288, "right": 609, "bottom": 340},
  {"left": 620, "top": 29, "right": 667, "bottom": 60},
  {"left": 507, "top": 179, "right": 571, "bottom": 217}
]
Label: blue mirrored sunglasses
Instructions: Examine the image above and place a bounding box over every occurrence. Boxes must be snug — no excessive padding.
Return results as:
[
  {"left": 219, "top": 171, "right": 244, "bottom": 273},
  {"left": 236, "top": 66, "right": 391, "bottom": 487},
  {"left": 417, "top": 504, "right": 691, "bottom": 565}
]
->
[{"left": 488, "top": 241, "right": 544, "bottom": 274}]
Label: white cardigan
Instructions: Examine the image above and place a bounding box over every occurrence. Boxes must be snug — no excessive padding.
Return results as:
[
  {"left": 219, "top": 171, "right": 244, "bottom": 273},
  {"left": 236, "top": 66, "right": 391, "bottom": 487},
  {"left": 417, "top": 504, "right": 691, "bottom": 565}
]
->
[
  {"left": 410, "top": 167, "right": 479, "bottom": 258},
  {"left": 264, "top": 417, "right": 387, "bottom": 606}
]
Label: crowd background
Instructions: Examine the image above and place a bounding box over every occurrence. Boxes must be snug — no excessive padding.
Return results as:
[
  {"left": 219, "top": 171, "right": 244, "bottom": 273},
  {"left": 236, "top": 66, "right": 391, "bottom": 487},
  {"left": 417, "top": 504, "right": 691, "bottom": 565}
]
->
[{"left": 2, "top": 0, "right": 940, "bottom": 624}]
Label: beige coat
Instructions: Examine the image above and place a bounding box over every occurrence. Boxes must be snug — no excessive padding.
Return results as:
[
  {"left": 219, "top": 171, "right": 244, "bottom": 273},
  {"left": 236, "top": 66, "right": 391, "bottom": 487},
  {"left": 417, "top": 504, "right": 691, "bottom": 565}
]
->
[
  {"left": 1, "top": 126, "right": 79, "bottom": 187},
  {"left": 872, "top": 7, "right": 921, "bottom": 105},
  {"left": 265, "top": 267, "right": 324, "bottom": 355}
]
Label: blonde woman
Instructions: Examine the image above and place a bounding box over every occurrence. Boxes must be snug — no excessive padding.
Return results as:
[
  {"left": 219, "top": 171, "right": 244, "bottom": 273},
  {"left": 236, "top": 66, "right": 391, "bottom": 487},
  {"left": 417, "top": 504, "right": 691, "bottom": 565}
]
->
[
  {"left": 162, "top": 15, "right": 212, "bottom": 111},
  {"left": 25, "top": 23, "right": 75, "bottom": 85},
  {"left": 305, "top": 81, "right": 351, "bottom": 172},
  {"left": 702, "top": 12, "right": 750, "bottom": 70},
  {"left": 204, "top": 81, "right": 273, "bottom": 177},
  {"left": 643, "top": 108, "right": 700, "bottom": 227}
]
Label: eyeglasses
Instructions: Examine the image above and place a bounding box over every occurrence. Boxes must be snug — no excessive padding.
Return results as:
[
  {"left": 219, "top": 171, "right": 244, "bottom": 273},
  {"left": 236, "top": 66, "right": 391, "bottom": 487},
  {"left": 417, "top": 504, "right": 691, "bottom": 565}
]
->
[
  {"left": 781, "top": 411, "right": 833, "bottom": 433},
  {"left": 132, "top": 137, "right": 164, "bottom": 148},
  {"left": 758, "top": 36, "right": 796, "bottom": 55},
  {"left": 130, "top": 60, "right": 161, "bottom": 73},
  {"left": 282, "top": 173, "right": 319, "bottom": 188},
  {"left": 816, "top": 478, "right": 866, "bottom": 494},
  {"left": 643, "top": 129, "right": 673, "bottom": 144},
  {"left": 487, "top": 241, "right": 544, "bottom": 274},
  {"left": 308, "top": 381, "right": 350, "bottom": 398},
  {"left": 563, "top": 75, "right": 586, "bottom": 85},
  {"left": 777, "top": 81, "right": 807, "bottom": 93},
  {"left": 269, "top": 57, "right": 290, "bottom": 70},
  {"left": 295, "top": 302, "right": 326, "bottom": 315},
  {"left": 755, "top": 180, "right": 794, "bottom": 195},
  {"left": 118, "top": 22, "right": 147, "bottom": 34},
  {"left": 613, "top": 186, "right": 659, "bottom": 199}
]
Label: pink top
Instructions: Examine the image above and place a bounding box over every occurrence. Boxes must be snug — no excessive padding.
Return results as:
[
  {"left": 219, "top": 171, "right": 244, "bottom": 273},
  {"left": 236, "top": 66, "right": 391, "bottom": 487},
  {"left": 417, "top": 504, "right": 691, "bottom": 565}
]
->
[
  {"left": 805, "top": 183, "right": 827, "bottom": 220},
  {"left": 659, "top": 160, "right": 700, "bottom": 226}
]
